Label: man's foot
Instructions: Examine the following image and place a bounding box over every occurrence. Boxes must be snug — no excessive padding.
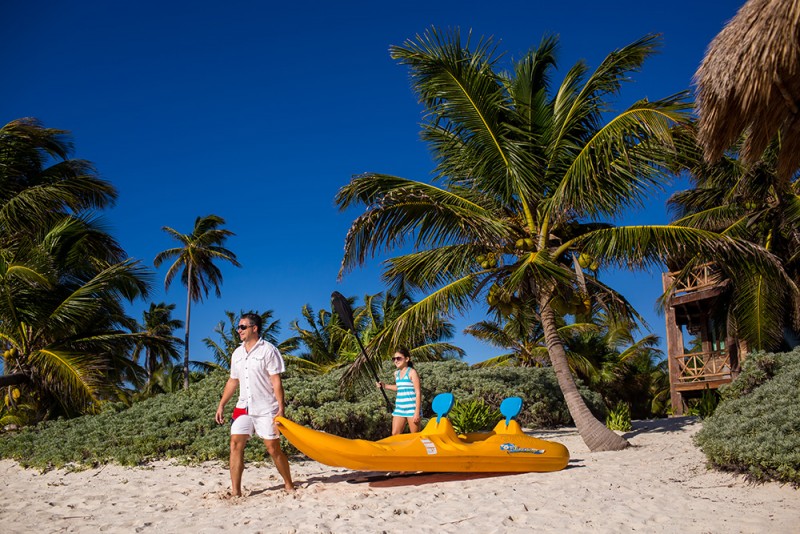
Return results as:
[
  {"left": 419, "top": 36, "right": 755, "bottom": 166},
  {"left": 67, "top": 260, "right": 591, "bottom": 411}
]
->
[
  {"left": 220, "top": 489, "right": 244, "bottom": 500},
  {"left": 284, "top": 483, "right": 296, "bottom": 492}
]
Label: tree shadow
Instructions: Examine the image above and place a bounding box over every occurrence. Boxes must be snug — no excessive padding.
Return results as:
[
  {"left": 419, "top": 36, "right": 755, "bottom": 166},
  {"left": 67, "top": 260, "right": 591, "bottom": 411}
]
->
[
  {"left": 622, "top": 416, "right": 699, "bottom": 439},
  {"left": 527, "top": 428, "right": 580, "bottom": 440}
]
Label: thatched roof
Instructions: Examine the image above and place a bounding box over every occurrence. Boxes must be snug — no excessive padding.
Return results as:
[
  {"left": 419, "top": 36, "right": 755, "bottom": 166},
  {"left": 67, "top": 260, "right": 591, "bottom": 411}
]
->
[{"left": 695, "top": 0, "right": 800, "bottom": 179}]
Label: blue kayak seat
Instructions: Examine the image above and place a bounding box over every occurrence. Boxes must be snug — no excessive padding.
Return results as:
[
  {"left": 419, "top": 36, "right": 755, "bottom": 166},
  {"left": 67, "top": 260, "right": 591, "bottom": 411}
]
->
[
  {"left": 431, "top": 392, "right": 455, "bottom": 423},
  {"left": 500, "top": 396, "right": 523, "bottom": 426}
]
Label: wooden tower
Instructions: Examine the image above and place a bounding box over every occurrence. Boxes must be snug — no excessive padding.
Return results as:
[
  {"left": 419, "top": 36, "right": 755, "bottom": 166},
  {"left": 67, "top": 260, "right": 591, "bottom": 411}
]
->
[{"left": 662, "top": 264, "right": 743, "bottom": 415}]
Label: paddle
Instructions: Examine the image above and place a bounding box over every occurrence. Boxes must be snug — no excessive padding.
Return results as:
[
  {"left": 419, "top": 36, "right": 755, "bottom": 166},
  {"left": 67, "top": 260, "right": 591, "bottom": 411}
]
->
[{"left": 331, "top": 291, "right": 393, "bottom": 412}]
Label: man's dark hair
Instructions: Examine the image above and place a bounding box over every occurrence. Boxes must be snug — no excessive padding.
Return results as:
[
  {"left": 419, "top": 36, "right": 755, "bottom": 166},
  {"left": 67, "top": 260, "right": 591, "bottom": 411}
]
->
[{"left": 241, "top": 312, "right": 262, "bottom": 334}]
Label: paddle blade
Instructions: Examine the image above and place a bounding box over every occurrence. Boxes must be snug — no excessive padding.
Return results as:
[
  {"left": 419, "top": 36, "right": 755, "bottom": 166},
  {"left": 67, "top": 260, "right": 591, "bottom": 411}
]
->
[
  {"left": 500, "top": 396, "right": 523, "bottom": 426},
  {"left": 331, "top": 291, "right": 356, "bottom": 332}
]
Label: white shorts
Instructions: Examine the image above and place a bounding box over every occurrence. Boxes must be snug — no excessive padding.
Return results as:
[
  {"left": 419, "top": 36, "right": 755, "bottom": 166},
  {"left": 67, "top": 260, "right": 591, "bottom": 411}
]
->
[{"left": 230, "top": 413, "right": 279, "bottom": 440}]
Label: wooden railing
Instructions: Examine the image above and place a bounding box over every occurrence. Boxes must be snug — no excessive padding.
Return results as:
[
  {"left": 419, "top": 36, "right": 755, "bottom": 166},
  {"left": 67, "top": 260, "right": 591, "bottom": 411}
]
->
[
  {"left": 675, "top": 350, "right": 732, "bottom": 383},
  {"left": 669, "top": 263, "right": 723, "bottom": 296}
]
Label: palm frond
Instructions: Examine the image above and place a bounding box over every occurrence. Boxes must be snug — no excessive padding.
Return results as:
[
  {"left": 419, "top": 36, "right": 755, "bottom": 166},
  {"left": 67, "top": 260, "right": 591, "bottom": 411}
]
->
[{"left": 337, "top": 174, "right": 507, "bottom": 276}]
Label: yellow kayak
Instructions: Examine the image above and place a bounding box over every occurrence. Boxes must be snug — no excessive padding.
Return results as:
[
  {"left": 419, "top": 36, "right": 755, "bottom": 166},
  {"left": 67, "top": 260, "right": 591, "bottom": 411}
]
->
[{"left": 276, "top": 394, "right": 569, "bottom": 473}]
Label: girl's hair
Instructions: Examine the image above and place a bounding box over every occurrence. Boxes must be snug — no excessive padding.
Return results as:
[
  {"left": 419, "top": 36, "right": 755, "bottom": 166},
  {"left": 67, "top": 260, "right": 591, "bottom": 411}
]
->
[{"left": 396, "top": 347, "right": 413, "bottom": 368}]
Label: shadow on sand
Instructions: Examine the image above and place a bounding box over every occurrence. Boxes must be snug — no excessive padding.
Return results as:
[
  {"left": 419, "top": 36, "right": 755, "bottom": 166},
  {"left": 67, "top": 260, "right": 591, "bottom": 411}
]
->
[
  {"left": 349, "top": 471, "right": 525, "bottom": 488},
  {"left": 622, "top": 416, "right": 699, "bottom": 439},
  {"left": 529, "top": 416, "right": 698, "bottom": 443},
  {"left": 298, "top": 470, "right": 525, "bottom": 488}
]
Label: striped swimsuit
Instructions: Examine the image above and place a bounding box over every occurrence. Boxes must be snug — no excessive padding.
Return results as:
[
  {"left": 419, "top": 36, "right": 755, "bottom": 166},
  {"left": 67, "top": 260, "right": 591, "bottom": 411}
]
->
[{"left": 392, "top": 368, "right": 417, "bottom": 417}]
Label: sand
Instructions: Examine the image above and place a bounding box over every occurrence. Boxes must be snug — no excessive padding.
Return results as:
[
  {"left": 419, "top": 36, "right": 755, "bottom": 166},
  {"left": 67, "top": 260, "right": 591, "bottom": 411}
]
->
[{"left": 1, "top": 417, "right": 797, "bottom": 533}]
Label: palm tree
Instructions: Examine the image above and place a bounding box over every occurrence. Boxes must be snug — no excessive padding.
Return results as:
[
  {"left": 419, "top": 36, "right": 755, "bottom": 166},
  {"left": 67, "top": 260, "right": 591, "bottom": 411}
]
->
[
  {"left": 0, "top": 119, "right": 151, "bottom": 422},
  {"left": 336, "top": 29, "right": 774, "bottom": 451},
  {"left": 203, "top": 309, "right": 291, "bottom": 370},
  {"left": 286, "top": 304, "right": 350, "bottom": 374},
  {"left": 466, "top": 309, "right": 586, "bottom": 369},
  {"left": 132, "top": 302, "right": 184, "bottom": 387},
  {"left": 154, "top": 214, "right": 240, "bottom": 389},
  {"left": 468, "top": 300, "right": 667, "bottom": 418},
  {"left": 0, "top": 217, "right": 151, "bottom": 419},
  {"left": 286, "top": 291, "right": 464, "bottom": 381},
  {"left": 560, "top": 313, "right": 667, "bottom": 419},
  {"left": 137, "top": 365, "right": 185, "bottom": 397},
  {"left": 0, "top": 118, "right": 117, "bottom": 239},
  {"left": 348, "top": 290, "right": 464, "bottom": 381},
  {"left": 667, "top": 132, "right": 800, "bottom": 351}
]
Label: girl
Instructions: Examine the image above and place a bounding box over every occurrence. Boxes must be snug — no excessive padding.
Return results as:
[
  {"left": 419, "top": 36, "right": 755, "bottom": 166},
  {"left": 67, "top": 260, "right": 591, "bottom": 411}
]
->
[{"left": 376, "top": 347, "right": 421, "bottom": 435}]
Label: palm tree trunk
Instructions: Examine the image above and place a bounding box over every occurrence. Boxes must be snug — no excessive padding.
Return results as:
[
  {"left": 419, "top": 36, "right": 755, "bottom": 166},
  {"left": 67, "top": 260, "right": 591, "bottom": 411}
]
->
[
  {"left": 183, "top": 265, "right": 192, "bottom": 390},
  {"left": 539, "top": 295, "right": 629, "bottom": 452},
  {"left": 146, "top": 347, "right": 153, "bottom": 384}
]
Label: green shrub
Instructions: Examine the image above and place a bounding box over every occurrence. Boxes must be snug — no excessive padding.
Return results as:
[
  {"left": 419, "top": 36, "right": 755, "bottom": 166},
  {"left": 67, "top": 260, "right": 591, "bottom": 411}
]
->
[
  {"left": 695, "top": 348, "right": 800, "bottom": 486},
  {"left": 0, "top": 360, "right": 603, "bottom": 470},
  {"left": 448, "top": 399, "right": 501, "bottom": 434},
  {"left": 0, "top": 371, "right": 237, "bottom": 470},
  {"left": 415, "top": 360, "right": 604, "bottom": 428},
  {"left": 719, "top": 351, "right": 781, "bottom": 400},
  {"left": 605, "top": 402, "right": 632, "bottom": 432},
  {"left": 686, "top": 388, "right": 719, "bottom": 418}
]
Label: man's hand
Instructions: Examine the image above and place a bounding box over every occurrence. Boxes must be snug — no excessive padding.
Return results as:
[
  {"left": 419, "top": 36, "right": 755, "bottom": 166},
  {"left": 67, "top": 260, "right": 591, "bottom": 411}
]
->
[
  {"left": 272, "top": 411, "right": 284, "bottom": 434},
  {"left": 215, "top": 405, "right": 225, "bottom": 425}
]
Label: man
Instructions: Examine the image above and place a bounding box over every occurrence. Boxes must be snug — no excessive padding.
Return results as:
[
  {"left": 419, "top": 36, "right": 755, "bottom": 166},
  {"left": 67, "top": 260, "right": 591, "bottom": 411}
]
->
[{"left": 215, "top": 312, "right": 294, "bottom": 494}]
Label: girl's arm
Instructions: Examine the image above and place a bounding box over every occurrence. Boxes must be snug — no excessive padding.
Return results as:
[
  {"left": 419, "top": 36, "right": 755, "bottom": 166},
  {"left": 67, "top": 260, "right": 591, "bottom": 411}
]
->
[
  {"left": 410, "top": 369, "right": 421, "bottom": 423},
  {"left": 376, "top": 381, "right": 397, "bottom": 391}
]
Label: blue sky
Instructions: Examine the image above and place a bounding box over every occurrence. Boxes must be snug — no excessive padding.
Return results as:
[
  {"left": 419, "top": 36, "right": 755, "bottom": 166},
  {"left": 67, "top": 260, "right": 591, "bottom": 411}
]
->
[{"left": 2, "top": 0, "right": 743, "bottom": 366}]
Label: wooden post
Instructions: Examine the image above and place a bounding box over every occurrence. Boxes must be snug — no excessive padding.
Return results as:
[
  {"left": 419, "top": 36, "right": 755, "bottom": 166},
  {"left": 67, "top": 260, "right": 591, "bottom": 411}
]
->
[{"left": 663, "top": 272, "right": 685, "bottom": 415}]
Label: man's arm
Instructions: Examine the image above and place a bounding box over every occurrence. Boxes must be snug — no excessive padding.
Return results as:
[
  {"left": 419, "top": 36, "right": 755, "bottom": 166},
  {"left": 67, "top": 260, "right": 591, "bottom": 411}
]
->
[
  {"left": 270, "top": 373, "right": 286, "bottom": 418},
  {"left": 215, "top": 378, "right": 239, "bottom": 424}
]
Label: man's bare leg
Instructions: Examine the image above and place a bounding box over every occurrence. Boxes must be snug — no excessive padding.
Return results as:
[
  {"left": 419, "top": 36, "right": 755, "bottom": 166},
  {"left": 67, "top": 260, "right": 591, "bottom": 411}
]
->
[
  {"left": 264, "top": 438, "right": 294, "bottom": 491},
  {"left": 230, "top": 434, "right": 249, "bottom": 496}
]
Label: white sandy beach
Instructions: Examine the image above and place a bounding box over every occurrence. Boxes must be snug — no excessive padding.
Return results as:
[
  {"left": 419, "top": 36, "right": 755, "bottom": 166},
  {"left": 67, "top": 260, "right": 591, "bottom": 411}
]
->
[{"left": 1, "top": 417, "right": 797, "bottom": 534}]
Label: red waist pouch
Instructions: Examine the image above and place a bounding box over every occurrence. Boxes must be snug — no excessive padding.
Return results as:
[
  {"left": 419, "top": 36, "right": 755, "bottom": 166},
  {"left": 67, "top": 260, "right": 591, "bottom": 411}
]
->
[{"left": 232, "top": 407, "right": 248, "bottom": 420}]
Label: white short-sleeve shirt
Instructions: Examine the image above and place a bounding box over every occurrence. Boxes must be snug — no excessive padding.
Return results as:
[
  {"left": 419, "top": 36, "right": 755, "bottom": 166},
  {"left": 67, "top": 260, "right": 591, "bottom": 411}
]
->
[{"left": 230, "top": 339, "right": 286, "bottom": 416}]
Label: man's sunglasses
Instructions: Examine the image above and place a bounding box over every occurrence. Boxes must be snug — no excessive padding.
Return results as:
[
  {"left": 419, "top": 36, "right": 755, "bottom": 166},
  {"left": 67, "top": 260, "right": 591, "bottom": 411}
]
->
[{"left": 236, "top": 324, "right": 253, "bottom": 331}]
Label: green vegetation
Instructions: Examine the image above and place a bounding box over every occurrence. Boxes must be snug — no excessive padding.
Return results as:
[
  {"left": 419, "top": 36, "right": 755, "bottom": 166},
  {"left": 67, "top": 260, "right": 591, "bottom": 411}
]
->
[
  {"left": 0, "top": 361, "right": 596, "bottom": 470},
  {"left": 131, "top": 302, "right": 184, "bottom": 395},
  {"left": 286, "top": 360, "right": 601, "bottom": 440},
  {"left": 685, "top": 387, "right": 719, "bottom": 418},
  {"left": 669, "top": 134, "right": 800, "bottom": 351},
  {"left": 285, "top": 290, "right": 464, "bottom": 383},
  {"left": 0, "top": 371, "right": 232, "bottom": 470},
  {"left": 448, "top": 399, "right": 501, "bottom": 434},
  {"left": 605, "top": 402, "right": 632, "bottom": 432},
  {"left": 416, "top": 361, "right": 603, "bottom": 429},
  {"left": 0, "top": 119, "right": 151, "bottom": 424},
  {"left": 469, "top": 304, "right": 670, "bottom": 420},
  {"left": 335, "top": 28, "right": 753, "bottom": 452},
  {"left": 695, "top": 348, "right": 800, "bottom": 485}
]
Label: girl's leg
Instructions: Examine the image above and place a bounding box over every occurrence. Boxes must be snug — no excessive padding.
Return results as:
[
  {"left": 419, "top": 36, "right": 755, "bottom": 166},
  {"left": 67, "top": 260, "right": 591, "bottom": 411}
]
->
[
  {"left": 407, "top": 417, "right": 420, "bottom": 433},
  {"left": 391, "top": 416, "right": 407, "bottom": 435}
]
